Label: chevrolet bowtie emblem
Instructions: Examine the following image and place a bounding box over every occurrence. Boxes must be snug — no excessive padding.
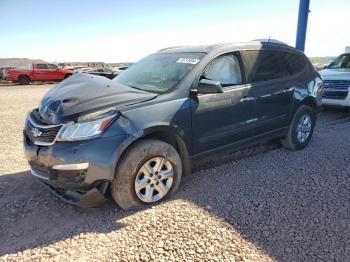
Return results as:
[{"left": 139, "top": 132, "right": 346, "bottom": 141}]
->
[{"left": 31, "top": 127, "right": 42, "bottom": 137}]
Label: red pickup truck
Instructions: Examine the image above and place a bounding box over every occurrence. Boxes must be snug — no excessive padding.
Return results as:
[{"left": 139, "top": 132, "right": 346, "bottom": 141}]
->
[{"left": 5, "top": 63, "right": 74, "bottom": 85}]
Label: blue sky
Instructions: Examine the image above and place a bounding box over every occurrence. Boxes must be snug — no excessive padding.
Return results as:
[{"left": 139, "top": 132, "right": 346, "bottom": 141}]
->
[{"left": 0, "top": 0, "right": 349, "bottom": 62}]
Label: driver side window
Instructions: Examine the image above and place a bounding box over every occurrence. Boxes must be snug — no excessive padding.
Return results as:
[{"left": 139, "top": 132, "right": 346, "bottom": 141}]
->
[{"left": 203, "top": 55, "right": 242, "bottom": 87}]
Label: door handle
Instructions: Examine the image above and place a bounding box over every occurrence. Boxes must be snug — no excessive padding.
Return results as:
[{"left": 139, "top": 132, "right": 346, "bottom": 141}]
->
[{"left": 240, "top": 96, "right": 255, "bottom": 103}]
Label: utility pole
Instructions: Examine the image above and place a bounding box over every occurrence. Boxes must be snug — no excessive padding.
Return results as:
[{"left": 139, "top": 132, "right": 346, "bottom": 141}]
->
[{"left": 295, "top": 0, "right": 310, "bottom": 52}]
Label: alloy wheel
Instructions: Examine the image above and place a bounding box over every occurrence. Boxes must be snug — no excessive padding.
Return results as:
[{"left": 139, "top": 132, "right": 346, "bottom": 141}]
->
[
  {"left": 296, "top": 114, "right": 312, "bottom": 143},
  {"left": 134, "top": 157, "right": 174, "bottom": 203}
]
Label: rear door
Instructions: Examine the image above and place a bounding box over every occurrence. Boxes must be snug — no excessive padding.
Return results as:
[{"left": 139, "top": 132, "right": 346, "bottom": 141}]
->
[
  {"left": 191, "top": 52, "right": 256, "bottom": 154},
  {"left": 242, "top": 50, "right": 294, "bottom": 135},
  {"left": 34, "top": 64, "right": 51, "bottom": 80}
]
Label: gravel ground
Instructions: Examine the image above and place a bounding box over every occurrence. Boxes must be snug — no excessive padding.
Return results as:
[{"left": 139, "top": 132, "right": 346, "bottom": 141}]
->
[{"left": 0, "top": 84, "right": 349, "bottom": 262}]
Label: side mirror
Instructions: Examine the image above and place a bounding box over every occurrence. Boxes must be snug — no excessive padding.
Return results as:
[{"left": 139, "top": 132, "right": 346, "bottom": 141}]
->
[{"left": 194, "top": 79, "right": 223, "bottom": 94}]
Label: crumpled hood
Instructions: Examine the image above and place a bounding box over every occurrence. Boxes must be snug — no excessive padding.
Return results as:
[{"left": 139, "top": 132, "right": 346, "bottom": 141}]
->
[
  {"left": 39, "top": 73, "right": 157, "bottom": 124},
  {"left": 320, "top": 68, "right": 350, "bottom": 80}
]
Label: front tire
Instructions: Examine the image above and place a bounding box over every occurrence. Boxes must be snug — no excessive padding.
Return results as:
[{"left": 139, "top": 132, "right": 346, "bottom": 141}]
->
[
  {"left": 111, "top": 139, "right": 182, "bottom": 210},
  {"left": 281, "top": 105, "right": 316, "bottom": 150}
]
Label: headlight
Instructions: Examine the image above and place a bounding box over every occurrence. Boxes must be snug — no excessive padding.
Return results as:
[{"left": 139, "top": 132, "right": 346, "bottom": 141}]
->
[{"left": 57, "top": 112, "right": 118, "bottom": 141}]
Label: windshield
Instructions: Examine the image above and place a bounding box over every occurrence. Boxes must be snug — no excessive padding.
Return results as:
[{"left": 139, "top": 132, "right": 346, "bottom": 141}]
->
[
  {"left": 327, "top": 54, "right": 350, "bottom": 69},
  {"left": 113, "top": 52, "right": 205, "bottom": 93}
]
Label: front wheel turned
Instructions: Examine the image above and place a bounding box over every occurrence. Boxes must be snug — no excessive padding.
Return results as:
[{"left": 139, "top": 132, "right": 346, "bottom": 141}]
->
[{"left": 111, "top": 139, "right": 182, "bottom": 210}]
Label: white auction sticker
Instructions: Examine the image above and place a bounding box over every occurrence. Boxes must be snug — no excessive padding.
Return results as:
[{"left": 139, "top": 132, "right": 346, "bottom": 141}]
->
[{"left": 176, "top": 58, "right": 200, "bottom": 64}]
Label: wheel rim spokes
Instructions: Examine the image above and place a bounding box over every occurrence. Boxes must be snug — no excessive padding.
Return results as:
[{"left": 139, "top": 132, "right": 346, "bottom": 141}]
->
[
  {"left": 153, "top": 157, "right": 165, "bottom": 173},
  {"left": 143, "top": 185, "right": 155, "bottom": 203},
  {"left": 135, "top": 157, "right": 174, "bottom": 203},
  {"left": 297, "top": 114, "right": 312, "bottom": 143}
]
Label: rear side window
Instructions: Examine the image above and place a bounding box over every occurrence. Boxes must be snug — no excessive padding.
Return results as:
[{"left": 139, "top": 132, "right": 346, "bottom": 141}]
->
[
  {"left": 245, "top": 50, "right": 289, "bottom": 83},
  {"left": 36, "top": 64, "right": 48, "bottom": 69},
  {"left": 47, "top": 64, "right": 57, "bottom": 69},
  {"left": 283, "top": 52, "right": 306, "bottom": 75},
  {"left": 202, "top": 55, "right": 242, "bottom": 87}
]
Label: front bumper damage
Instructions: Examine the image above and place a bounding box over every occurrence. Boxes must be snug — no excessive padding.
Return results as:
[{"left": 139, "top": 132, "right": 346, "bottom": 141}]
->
[
  {"left": 32, "top": 168, "right": 109, "bottom": 207},
  {"left": 24, "top": 129, "right": 129, "bottom": 207}
]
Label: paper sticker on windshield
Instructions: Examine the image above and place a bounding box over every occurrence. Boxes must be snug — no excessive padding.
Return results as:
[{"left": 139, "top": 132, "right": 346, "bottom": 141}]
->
[{"left": 176, "top": 58, "right": 200, "bottom": 64}]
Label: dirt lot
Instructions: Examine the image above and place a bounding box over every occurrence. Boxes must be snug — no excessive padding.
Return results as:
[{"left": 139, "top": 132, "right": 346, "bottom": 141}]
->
[{"left": 0, "top": 84, "right": 349, "bottom": 262}]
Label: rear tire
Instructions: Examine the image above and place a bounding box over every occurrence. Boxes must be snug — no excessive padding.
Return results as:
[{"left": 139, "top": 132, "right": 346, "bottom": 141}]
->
[
  {"left": 18, "top": 75, "right": 30, "bottom": 85},
  {"left": 64, "top": 74, "right": 72, "bottom": 79},
  {"left": 281, "top": 105, "right": 316, "bottom": 150},
  {"left": 111, "top": 139, "right": 182, "bottom": 210}
]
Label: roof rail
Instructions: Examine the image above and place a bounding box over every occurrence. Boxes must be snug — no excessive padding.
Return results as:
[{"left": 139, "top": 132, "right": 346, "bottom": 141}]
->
[
  {"left": 158, "top": 46, "right": 189, "bottom": 51},
  {"left": 251, "top": 39, "right": 289, "bottom": 46}
]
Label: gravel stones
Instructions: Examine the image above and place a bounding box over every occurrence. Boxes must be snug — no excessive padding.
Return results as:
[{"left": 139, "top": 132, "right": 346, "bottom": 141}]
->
[{"left": 0, "top": 85, "right": 349, "bottom": 261}]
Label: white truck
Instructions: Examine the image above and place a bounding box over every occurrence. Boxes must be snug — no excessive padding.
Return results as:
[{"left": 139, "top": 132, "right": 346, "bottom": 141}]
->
[{"left": 320, "top": 47, "right": 350, "bottom": 107}]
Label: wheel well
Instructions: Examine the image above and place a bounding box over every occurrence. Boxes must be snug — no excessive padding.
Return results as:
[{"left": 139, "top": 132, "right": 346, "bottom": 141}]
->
[
  {"left": 142, "top": 131, "right": 191, "bottom": 176},
  {"left": 300, "top": 97, "right": 318, "bottom": 113},
  {"left": 144, "top": 131, "right": 177, "bottom": 149},
  {"left": 18, "top": 74, "right": 30, "bottom": 80}
]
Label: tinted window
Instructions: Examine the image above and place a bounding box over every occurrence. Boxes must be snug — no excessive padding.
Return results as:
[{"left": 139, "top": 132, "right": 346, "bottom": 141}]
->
[
  {"left": 47, "top": 64, "right": 57, "bottom": 69},
  {"left": 36, "top": 64, "right": 48, "bottom": 69},
  {"left": 245, "top": 51, "right": 290, "bottom": 82},
  {"left": 202, "top": 55, "right": 242, "bottom": 86},
  {"left": 283, "top": 52, "right": 306, "bottom": 75}
]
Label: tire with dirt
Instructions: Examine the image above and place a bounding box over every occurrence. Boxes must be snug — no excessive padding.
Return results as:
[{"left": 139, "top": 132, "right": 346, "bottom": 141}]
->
[
  {"left": 281, "top": 105, "right": 316, "bottom": 150},
  {"left": 18, "top": 75, "right": 30, "bottom": 85},
  {"left": 111, "top": 139, "right": 182, "bottom": 210}
]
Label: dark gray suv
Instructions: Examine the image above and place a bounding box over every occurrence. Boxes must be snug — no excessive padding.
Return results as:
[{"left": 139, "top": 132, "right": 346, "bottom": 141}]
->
[{"left": 23, "top": 41, "right": 323, "bottom": 209}]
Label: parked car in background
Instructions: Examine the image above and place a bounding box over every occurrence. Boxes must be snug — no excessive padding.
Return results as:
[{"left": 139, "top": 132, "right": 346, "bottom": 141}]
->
[
  {"left": 0, "top": 69, "right": 4, "bottom": 80},
  {"left": 72, "top": 66, "right": 92, "bottom": 73},
  {"left": 320, "top": 52, "right": 350, "bottom": 107},
  {"left": 112, "top": 66, "right": 129, "bottom": 75},
  {"left": 0, "top": 67, "right": 15, "bottom": 80},
  {"left": 88, "top": 68, "right": 117, "bottom": 79},
  {"left": 72, "top": 66, "right": 89, "bottom": 72},
  {"left": 23, "top": 41, "right": 322, "bottom": 209},
  {"left": 5, "top": 63, "right": 74, "bottom": 85}
]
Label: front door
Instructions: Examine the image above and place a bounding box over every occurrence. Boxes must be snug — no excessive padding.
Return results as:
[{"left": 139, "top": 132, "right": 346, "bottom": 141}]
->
[
  {"left": 47, "top": 64, "right": 62, "bottom": 80},
  {"left": 34, "top": 63, "right": 51, "bottom": 81},
  {"left": 191, "top": 53, "right": 256, "bottom": 154}
]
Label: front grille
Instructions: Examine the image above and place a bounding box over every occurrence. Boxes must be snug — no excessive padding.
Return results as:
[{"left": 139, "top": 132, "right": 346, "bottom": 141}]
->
[
  {"left": 323, "top": 80, "right": 350, "bottom": 89},
  {"left": 322, "top": 80, "right": 350, "bottom": 100},
  {"left": 24, "top": 111, "right": 62, "bottom": 146},
  {"left": 322, "top": 90, "right": 348, "bottom": 100}
]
